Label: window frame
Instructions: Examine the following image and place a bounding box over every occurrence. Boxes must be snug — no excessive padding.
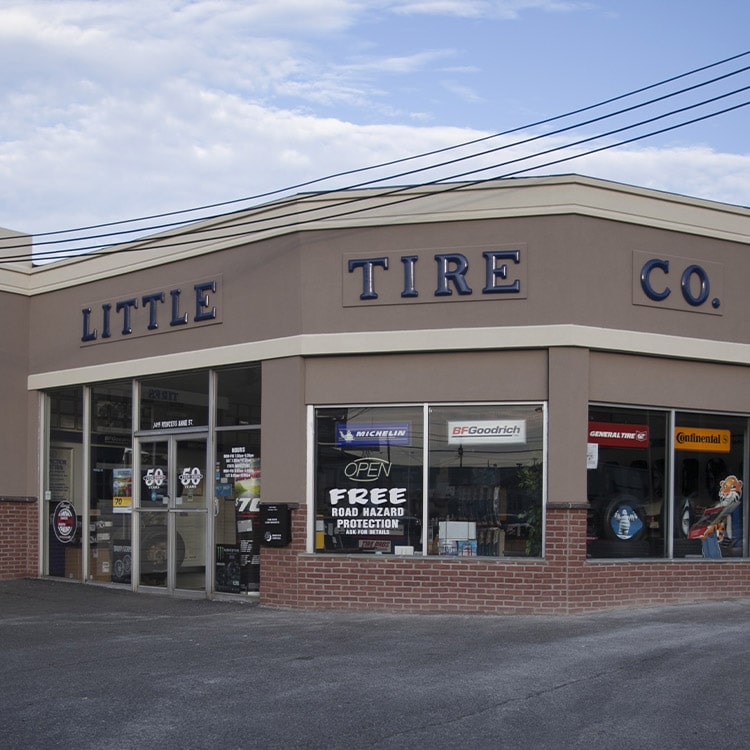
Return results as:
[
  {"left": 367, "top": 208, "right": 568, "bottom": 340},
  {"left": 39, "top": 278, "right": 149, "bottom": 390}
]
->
[
  {"left": 310, "top": 401, "right": 547, "bottom": 558},
  {"left": 588, "top": 403, "right": 749, "bottom": 560}
]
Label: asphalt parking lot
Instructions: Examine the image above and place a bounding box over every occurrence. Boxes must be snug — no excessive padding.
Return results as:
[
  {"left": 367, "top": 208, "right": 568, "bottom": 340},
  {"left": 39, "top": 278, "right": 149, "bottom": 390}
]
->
[{"left": 2, "top": 578, "right": 749, "bottom": 749}]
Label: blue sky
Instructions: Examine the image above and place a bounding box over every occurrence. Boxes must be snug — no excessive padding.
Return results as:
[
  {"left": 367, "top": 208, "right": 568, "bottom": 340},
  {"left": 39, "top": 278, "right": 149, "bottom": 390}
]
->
[{"left": 1, "top": 0, "right": 749, "bottom": 247}]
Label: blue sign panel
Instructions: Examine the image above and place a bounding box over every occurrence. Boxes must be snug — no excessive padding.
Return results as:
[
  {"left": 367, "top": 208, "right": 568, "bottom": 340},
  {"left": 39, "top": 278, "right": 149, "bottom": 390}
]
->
[{"left": 336, "top": 422, "right": 411, "bottom": 447}]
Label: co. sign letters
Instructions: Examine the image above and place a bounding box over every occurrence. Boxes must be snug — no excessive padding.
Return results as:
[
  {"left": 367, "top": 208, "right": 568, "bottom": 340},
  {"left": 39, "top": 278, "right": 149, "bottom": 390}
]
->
[{"left": 634, "top": 251, "right": 723, "bottom": 315}]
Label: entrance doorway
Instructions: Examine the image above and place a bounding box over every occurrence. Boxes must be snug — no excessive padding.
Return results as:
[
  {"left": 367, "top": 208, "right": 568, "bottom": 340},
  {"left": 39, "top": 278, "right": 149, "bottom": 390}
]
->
[{"left": 135, "top": 434, "right": 209, "bottom": 593}]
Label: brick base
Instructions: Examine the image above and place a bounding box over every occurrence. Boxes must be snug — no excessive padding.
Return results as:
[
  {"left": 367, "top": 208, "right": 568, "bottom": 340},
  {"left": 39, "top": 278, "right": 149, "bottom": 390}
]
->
[
  {"left": 0, "top": 497, "right": 38, "bottom": 580},
  {"left": 259, "top": 504, "right": 750, "bottom": 614}
]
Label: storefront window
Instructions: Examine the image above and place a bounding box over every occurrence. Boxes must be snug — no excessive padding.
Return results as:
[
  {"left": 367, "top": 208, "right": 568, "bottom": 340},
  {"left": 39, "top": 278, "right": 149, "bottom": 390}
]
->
[
  {"left": 46, "top": 386, "right": 84, "bottom": 579},
  {"left": 214, "top": 429, "right": 261, "bottom": 592},
  {"left": 588, "top": 406, "right": 749, "bottom": 560},
  {"left": 42, "top": 365, "right": 262, "bottom": 592},
  {"left": 315, "top": 406, "right": 424, "bottom": 554},
  {"left": 134, "top": 439, "right": 169, "bottom": 588},
  {"left": 673, "top": 412, "right": 746, "bottom": 559},
  {"left": 216, "top": 365, "right": 261, "bottom": 427},
  {"left": 139, "top": 371, "right": 209, "bottom": 430},
  {"left": 587, "top": 407, "right": 668, "bottom": 559},
  {"left": 314, "top": 403, "right": 544, "bottom": 557},
  {"left": 90, "top": 382, "right": 133, "bottom": 583},
  {"left": 213, "top": 365, "right": 262, "bottom": 592},
  {"left": 428, "top": 404, "right": 544, "bottom": 557}
]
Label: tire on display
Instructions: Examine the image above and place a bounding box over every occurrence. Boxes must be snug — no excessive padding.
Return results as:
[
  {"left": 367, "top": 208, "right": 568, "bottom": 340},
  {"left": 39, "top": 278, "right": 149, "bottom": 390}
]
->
[
  {"left": 602, "top": 494, "right": 647, "bottom": 542},
  {"left": 140, "top": 528, "right": 186, "bottom": 573}
]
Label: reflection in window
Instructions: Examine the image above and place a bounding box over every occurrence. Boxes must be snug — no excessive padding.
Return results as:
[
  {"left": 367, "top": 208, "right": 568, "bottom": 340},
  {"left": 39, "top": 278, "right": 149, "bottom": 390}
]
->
[
  {"left": 315, "top": 407, "right": 424, "bottom": 555},
  {"left": 47, "top": 386, "right": 84, "bottom": 579},
  {"left": 314, "top": 403, "right": 545, "bottom": 557},
  {"left": 216, "top": 365, "right": 261, "bottom": 427},
  {"left": 587, "top": 407, "right": 668, "bottom": 559},
  {"left": 214, "top": 429, "right": 262, "bottom": 592},
  {"left": 139, "top": 371, "right": 208, "bottom": 430},
  {"left": 673, "top": 412, "right": 746, "bottom": 559},
  {"left": 90, "top": 381, "right": 133, "bottom": 583},
  {"left": 428, "top": 405, "right": 544, "bottom": 558}
]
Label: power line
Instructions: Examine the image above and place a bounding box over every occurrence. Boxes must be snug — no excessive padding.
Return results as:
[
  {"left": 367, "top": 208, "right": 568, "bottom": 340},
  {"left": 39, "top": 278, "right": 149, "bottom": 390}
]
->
[
  {"left": 2, "top": 51, "right": 749, "bottom": 262},
  {"left": 19, "top": 93, "right": 750, "bottom": 265},
  {"left": 25, "top": 49, "right": 750, "bottom": 240},
  {"left": 17, "top": 60, "right": 750, "bottom": 256},
  {"left": 28, "top": 59, "right": 750, "bottom": 251}
]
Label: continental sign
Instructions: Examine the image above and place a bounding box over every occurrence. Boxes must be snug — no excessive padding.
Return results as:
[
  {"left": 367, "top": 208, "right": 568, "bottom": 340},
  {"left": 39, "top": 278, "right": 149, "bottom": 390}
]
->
[{"left": 674, "top": 427, "right": 730, "bottom": 453}]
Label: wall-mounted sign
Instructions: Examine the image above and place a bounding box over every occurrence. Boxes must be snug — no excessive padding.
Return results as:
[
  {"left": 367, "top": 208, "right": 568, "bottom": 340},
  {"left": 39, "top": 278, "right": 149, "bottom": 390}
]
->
[
  {"left": 343, "top": 245, "right": 527, "bottom": 307},
  {"left": 633, "top": 251, "right": 723, "bottom": 315},
  {"left": 674, "top": 427, "right": 731, "bottom": 453},
  {"left": 81, "top": 278, "right": 221, "bottom": 344},
  {"left": 588, "top": 422, "right": 650, "bottom": 448}
]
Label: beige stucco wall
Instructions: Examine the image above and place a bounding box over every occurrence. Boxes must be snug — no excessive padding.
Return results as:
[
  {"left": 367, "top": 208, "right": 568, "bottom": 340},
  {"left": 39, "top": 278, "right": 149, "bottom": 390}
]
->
[
  {"left": 590, "top": 352, "right": 750, "bottom": 413},
  {"left": 0, "top": 291, "right": 35, "bottom": 496},
  {"left": 24, "top": 211, "right": 748, "bottom": 383},
  {"left": 12, "top": 177, "right": 750, "bottom": 512}
]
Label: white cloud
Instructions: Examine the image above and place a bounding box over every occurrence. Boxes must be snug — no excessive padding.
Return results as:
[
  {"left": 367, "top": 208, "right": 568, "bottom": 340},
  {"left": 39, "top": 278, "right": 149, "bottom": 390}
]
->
[
  {"left": 344, "top": 49, "right": 455, "bottom": 74},
  {"left": 0, "top": 0, "right": 747, "bottom": 247},
  {"left": 0, "top": 1, "right": 352, "bottom": 102},
  {"left": 382, "top": 0, "right": 593, "bottom": 19},
  {"left": 441, "top": 80, "right": 485, "bottom": 103},
  {"left": 3, "top": 92, "right": 749, "bottom": 242},
  {"left": 572, "top": 146, "right": 750, "bottom": 207}
]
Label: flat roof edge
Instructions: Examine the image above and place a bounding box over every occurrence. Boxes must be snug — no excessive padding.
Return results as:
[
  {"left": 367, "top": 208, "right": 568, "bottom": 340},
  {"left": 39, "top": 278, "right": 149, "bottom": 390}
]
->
[{"left": 13, "top": 176, "right": 750, "bottom": 296}]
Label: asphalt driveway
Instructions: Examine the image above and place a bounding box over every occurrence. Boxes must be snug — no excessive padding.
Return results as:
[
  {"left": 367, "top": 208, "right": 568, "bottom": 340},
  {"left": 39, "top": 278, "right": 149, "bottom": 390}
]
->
[{"left": 1, "top": 578, "right": 749, "bottom": 749}]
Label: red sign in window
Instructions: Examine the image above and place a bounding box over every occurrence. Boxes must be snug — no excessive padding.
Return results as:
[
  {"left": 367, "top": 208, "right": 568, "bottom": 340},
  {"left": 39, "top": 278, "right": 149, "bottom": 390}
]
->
[{"left": 588, "top": 422, "right": 649, "bottom": 448}]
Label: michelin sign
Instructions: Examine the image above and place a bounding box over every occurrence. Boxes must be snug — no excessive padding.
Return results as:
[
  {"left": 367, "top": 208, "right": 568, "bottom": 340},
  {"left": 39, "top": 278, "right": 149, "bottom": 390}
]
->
[{"left": 336, "top": 422, "right": 410, "bottom": 447}]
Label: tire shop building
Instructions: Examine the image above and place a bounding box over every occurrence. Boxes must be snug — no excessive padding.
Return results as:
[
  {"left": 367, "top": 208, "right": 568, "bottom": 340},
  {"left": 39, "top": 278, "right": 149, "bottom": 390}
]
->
[{"left": 3, "top": 174, "right": 750, "bottom": 613}]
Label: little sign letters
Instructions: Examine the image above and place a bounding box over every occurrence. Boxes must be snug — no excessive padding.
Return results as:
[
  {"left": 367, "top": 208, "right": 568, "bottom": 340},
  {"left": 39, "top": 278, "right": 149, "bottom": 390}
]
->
[{"left": 82, "top": 280, "right": 219, "bottom": 343}]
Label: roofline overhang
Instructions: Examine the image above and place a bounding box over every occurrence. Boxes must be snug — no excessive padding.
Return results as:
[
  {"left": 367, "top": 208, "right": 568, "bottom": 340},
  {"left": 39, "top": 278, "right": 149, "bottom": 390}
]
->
[{"left": 4, "top": 174, "right": 750, "bottom": 296}]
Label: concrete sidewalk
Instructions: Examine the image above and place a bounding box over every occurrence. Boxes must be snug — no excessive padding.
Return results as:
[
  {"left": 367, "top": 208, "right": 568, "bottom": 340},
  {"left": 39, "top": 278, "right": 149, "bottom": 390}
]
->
[{"left": 2, "top": 578, "right": 749, "bottom": 749}]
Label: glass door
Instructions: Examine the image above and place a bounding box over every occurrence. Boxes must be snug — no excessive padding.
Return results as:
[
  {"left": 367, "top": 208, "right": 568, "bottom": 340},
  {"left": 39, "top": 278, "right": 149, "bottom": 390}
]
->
[{"left": 136, "top": 434, "right": 209, "bottom": 592}]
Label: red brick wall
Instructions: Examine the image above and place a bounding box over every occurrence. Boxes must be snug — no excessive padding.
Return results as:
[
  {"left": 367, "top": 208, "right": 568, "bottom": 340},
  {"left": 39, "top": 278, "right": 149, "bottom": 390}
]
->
[
  {"left": 260, "top": 503, "right": 750, "bottom": 613},
  {"left": 0, "top": 497, "right": 38, "bottom": 580}
]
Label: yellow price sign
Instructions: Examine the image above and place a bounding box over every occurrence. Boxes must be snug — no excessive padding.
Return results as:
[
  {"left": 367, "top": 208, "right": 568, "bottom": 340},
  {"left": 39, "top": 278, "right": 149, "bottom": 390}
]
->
[{"left": 113, "top": 496, "right": 132, "bottom": 512}]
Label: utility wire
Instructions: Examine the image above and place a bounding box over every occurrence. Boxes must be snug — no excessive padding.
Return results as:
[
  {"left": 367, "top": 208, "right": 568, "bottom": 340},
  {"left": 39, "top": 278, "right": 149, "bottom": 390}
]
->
[
  {"left": 20, "top": 98, "right": 750, "bottom": 263},
  {"left": 24, "top": 48, "right": 750, "bottom": 240},
  {"left": 2, "top": 54, "right": 749, "bottom": 261},
  {"left": 16, "top": 61, "right": 750, "bottom": 254},
  {"left": 20, "top": 94, "right": 750, "bottom": 264}
]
